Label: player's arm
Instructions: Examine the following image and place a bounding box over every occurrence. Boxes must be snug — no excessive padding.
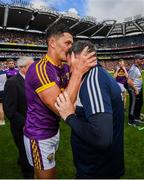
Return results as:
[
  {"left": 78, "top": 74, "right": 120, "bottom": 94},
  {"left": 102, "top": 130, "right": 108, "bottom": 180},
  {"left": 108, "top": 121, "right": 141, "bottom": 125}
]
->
[
  {"left": 55, "top": 92, "right": 113, "bottom": 149},
  {"left": 38, "top": 48, "right": 96, "bottom": 115},
  {"left": 38, "top": 68, "right": 92, "bottom": 116},
  {"left": 38, "top": 85, "right": 61, "bottom": 116}
]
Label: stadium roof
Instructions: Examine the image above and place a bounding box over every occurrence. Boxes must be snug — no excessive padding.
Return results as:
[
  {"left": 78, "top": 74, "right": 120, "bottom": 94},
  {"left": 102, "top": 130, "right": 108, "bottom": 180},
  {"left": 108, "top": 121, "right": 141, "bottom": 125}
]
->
[{"left": 0, "top": 3, "right": 144, "bottom": 38}]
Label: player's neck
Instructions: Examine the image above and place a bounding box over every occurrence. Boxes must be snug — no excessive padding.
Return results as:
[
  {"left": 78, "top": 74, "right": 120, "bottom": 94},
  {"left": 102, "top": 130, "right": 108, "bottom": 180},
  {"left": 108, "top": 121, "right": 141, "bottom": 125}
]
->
[{"left": 47, "top": 51, "right": 61, "bottom": 66}]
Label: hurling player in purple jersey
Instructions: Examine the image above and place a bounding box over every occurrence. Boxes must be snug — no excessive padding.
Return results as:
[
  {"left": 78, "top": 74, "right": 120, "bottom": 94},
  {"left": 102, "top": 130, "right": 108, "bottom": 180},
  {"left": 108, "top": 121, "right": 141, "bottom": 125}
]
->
[
  {"left": 24, "top": 23, "right": 97, "bottom": 179},
  {"left": 5, "top": 59, "right": 18, "bottom": 79},
  {"left": 114, "top": 59, "right": 128, "bottom": 110}
]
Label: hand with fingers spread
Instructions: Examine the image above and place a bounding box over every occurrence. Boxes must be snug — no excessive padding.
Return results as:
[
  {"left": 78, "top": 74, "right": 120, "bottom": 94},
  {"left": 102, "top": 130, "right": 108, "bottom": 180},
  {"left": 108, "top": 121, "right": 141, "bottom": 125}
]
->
[
  {"left": 55, "top": 91, "right": 75, "bottom": 121},
  {"left": 70, "top": 46, "right": 97, "bottom": 75}
]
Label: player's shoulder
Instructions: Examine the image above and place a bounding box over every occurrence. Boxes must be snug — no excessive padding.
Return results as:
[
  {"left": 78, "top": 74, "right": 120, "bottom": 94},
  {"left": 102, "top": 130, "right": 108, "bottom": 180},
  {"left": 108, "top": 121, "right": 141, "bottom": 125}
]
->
[
  {"left": 26, "top": 61, "right": 35, "bottom": 74},
  {"left": 25, "top": 61, "right": 37, "bottom": 80}
]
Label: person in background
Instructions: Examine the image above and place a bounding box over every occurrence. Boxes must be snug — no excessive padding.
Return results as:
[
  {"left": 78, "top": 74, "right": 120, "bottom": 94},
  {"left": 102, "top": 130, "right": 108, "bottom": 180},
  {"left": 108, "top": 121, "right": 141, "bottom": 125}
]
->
[
  {"left": 114, "top": 59, "right": 128, "bottom": 110},
  {"left": 5, "top": 59, "right": 18, "bottom": 79},
  {"left": 23, "top": 23, "right": 96, "bottom": 179},
  {"left": 0, "top": 64, "right": 7, "bottom": 125},
  {"left": 127, "top": 54, "right": 144, "bottom": 126},
  {"left": 3, "top": 56, "right": 34, "bottom": 179},
  {"left": 55, "top": 40, "right": 124, "bottom": 179}
]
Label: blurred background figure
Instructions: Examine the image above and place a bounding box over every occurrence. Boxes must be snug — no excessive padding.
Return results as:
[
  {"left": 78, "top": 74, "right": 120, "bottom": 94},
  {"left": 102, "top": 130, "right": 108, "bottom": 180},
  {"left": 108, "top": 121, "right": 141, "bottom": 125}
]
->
[
  {"left": 127, "top": 54, "right": 144, "bottom": 126},
  {"left": 5, "top": 59, "right": 18, "bottom": 79},
  {"left": 3, "top": 56, "right": 34, "bottom": 179},
  {"left": 114, "top": 59, "right": 129, "bottom": 110},
  {"left": 0, "top": 64, "right": 6, "bottom": 125}
]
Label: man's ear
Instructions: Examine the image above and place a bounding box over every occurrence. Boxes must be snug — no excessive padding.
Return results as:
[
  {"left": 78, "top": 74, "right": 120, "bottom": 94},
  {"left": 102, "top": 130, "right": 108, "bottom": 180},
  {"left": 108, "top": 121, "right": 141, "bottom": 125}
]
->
[{"left": 48, "top": 37, "right": 56, "bottom": 49}]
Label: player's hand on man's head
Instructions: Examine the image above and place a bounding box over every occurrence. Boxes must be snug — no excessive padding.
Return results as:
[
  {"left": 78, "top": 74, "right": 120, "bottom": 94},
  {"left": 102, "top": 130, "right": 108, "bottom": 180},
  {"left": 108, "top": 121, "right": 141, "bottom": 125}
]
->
[
  {"left": 71, "top": 46, "right": 97, "bottom": 75},
  {"left": 55, "top": 91, "right": 75, "bottom": 121}
]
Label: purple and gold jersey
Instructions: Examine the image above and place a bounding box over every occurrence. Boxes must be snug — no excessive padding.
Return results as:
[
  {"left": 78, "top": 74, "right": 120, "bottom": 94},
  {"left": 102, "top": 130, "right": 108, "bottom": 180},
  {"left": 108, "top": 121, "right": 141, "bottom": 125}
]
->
[
  {"left": 24, "top": 54, "right": 70, "bottom": 140},
  {"left": 115, "top": 67, "right": 127, "bottom": 84},
  {"left": 5, "top": 68, "right": 18, "bottom": 79}
]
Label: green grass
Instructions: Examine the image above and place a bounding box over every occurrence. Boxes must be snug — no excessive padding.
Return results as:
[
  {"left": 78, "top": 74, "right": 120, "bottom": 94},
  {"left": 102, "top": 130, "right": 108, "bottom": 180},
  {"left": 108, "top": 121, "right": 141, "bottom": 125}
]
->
[
  {"left": 122, "top": 98, "right": 144, "bottom": 179},
  {"left": 0, "top": 73, "right": 144, "bottom": 179},
  {"left": 0, "top": 121, "right": 22, "bottom": 179}
]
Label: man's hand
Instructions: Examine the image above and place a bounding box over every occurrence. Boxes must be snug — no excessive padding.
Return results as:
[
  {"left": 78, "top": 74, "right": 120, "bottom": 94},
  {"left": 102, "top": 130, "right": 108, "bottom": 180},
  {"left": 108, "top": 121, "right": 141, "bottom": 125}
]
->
[
  {"left": 55, "top": 92, "right": 75, "bottom": 121},
  {"left": 134, "top": 88, "right": 139, "bottom": 95},
  {"left": 127, "top": 79, "right": 139, "bottom": 95},
  {"left": 70, "top": 46, "right": 97, "bottom": 75}
]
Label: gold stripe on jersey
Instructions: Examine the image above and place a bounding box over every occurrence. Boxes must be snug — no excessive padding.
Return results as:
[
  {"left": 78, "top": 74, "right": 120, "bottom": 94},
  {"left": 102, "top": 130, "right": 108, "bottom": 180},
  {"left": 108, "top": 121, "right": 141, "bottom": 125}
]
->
[
  {"left": 36, "top": 59, "right": 45, "bottom": 85},
  {"left": 43, "top": 59, "right": 50, "bottom": 83},
  {"left": 36, "top": 55, "right": 57, "bottom": 86},
  {"left": 39, "top": 60, "right": 48, "bottom": 84},
  {"left": 36, "top": 56, "right": 48, "bottom": 85},
  {"left": 31, "top": 140, "right": 42, "bottom": 170},
  {"left": 35, "top": 82, "right": 56, "bottom": 93}
]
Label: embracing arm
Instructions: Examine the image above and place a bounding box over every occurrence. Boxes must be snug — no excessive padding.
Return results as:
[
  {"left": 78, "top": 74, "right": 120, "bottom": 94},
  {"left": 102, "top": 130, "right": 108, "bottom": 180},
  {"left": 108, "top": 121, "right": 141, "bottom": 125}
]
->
[
  {"left": 38, "top": 48, "right": 96, "bottom": 115},
  {"left": 38, "top": 70, "right": 86, "bottom": 116},
  {"left": 55, "top": 92, "right": 113, "bottom": 149}
]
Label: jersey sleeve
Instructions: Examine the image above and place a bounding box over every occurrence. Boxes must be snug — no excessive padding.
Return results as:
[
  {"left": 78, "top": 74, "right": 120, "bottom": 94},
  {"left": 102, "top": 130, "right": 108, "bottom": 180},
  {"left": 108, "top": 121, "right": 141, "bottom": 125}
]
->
[{"left": 32, "top": 61, "right": 57, "bottom": 94}]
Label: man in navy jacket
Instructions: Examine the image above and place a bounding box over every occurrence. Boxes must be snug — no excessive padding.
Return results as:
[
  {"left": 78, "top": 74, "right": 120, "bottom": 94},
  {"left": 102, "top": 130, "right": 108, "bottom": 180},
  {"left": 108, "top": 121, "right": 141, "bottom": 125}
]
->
[{"left": 55, "top": 40, "right": 125, "bottom": 179}]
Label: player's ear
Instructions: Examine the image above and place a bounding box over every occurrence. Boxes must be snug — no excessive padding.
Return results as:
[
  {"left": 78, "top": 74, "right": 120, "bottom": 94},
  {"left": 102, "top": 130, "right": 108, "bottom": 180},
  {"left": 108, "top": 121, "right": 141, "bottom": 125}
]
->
[{"left": 49, "top": 37, "right": 56, "bottom": 49}]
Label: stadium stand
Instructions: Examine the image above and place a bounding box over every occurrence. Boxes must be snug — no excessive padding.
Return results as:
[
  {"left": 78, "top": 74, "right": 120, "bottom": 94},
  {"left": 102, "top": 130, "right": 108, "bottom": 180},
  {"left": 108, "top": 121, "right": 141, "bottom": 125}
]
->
[{"left": 0, "top": 1, "right": 144, "bottom": 71}]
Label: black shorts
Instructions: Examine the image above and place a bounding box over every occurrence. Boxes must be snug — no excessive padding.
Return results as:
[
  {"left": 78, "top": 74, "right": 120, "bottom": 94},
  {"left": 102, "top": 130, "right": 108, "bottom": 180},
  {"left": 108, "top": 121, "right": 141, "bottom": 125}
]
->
[{"left": 0, "top": 91, "right": 4, "bottom": 103}]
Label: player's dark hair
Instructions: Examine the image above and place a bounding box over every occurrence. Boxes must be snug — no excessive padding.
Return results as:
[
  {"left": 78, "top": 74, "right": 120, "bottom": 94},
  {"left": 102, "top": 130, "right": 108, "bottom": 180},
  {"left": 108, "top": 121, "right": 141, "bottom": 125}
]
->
[
  {"left": 67, "top": 40, "right": 96, "bottom": 56},
  {"left": 46, "top": 23, "right": 73, "bottom": 44}
]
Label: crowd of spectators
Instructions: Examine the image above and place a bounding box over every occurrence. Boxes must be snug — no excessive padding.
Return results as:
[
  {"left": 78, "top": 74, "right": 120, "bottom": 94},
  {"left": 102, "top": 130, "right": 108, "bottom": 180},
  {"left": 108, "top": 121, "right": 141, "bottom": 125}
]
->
[
  {"left": 0, "top": 52, "right": 44, "bottom": 59},
  {"left": 1, "top": 30, "right": 144, "bottom": 49},
  {"left": 0, "top": 30, "right": 143, "bottom": 71},
  {"left": 0, "top": 61, "right": 14, "bottom": 70},
  {"left": 0, "top": 31, "right": 45, "bottom": 46},
  {"left": 0, "top": 58, "right": 136, "bottom": 72},
  {"left": 94, "top": 34, "right": 144, "bottom": 49},
  {"left": 99, "top": 59, "right": 135, "bottom": 71}
]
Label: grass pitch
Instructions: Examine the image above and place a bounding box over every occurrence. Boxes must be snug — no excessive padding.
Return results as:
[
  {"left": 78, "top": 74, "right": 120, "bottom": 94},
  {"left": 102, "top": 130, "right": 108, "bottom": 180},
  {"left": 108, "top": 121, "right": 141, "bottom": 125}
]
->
[{"left": 0, "top": 73, "right": 144, "bottom": 179}]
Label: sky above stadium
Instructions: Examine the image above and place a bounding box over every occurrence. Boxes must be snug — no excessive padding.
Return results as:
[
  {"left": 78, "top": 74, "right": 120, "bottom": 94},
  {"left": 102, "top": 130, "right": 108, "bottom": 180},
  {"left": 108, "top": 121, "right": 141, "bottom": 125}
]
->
[{"left": 2, "top": 0, "right": 144, "bottom": 22}]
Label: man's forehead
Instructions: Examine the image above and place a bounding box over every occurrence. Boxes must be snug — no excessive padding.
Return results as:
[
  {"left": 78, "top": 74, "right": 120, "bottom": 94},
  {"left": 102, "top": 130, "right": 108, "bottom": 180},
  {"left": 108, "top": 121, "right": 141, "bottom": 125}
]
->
[
  {"left": 62, "top": 32, "right": 73, "bottom": 38},
  {"left": 54, "top": 32, "right": 73, "bottom": 42}
]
